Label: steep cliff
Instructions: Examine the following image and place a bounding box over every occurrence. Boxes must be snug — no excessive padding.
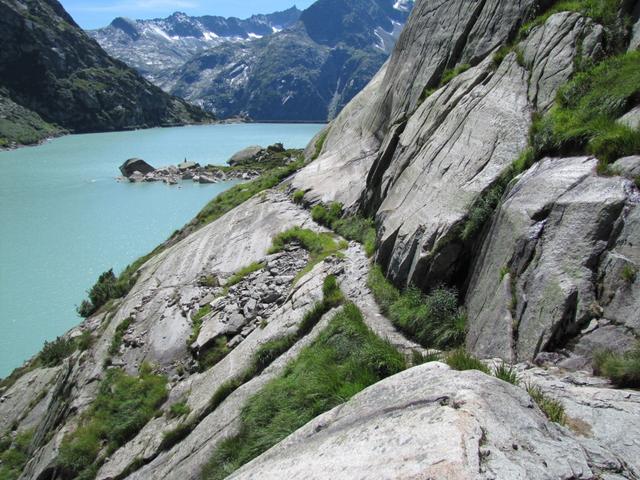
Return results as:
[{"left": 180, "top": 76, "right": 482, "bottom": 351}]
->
[
  {"left": 1, "top": 1, "right": 640, "bottom": 479},
  {"left": 0, "top": 0, "right": 212, "bottom": 147}
]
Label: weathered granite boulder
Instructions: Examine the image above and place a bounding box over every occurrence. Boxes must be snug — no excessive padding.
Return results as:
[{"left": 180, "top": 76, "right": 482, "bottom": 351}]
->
[
  {"left": 228, "top": 146, "right": 263, "bottom": 166},
  {"left": 613, "top": 155, "right": 640, "bottom": 177},
  {"left": 619, "top": 105, "right": 640, "bottom": 130},
  {"left": 465, "top": 156, "right": 637, "bottom": 362},
  {"left": 521, "top": 12, "right": 604, "bottom": 112},
  {"left": 178, "top": 161, "right": 200, "bottom": 171},
  {"left": 629, "top": 16, "right": 640, "bottom": 51},
  {"left": 230, "top": 363, "right": 640, "bottom": 479},
  {"left": 375, "top": 53, "right": 530, "bottom": 289},
  {"left": 120, "top": 158, "right": 155, "bottom": 177}
]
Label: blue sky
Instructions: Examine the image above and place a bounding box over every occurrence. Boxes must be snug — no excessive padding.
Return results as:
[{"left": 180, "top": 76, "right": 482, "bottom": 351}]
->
[{"left": 60, "top": 0, "right": 315, "bottom": 29}]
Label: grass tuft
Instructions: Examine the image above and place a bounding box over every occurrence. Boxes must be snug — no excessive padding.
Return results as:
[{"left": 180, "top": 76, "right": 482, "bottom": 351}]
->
[
  {"left": 168, "top": 401, "right": 191, "bottom": 419},
  {"left": 109, "top": 317, "right": 133, "bottom": 356},
  {"left": 269, "top": 227, "right": 346, "bottom": 282},
  {"left": 525, "top": 383, "right": 566, "bottom": 424},
  {"left": 593, "top": 344, "right": 640, "bottom": 388},
  {"left": 532, "top": 51, "right": 640, "bottom": 167},
  {"left": 225, "top": 262, "right": 265, "bottom": 290},
  {"left": 493, "top": 363, "right": 520, "bottom": 385},
  {"left": 57, "top": 364, "right": 167, "bottom": 478},
  {"left": 367, "top": 266, "right": 467, "bottom": 349},
  {"left": 445, "top": 349, "right": 491, "bottom": 374}
]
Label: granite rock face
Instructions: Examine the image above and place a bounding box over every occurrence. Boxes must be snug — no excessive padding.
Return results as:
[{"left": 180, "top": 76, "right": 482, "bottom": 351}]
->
[
  {"left": 292, "top": 0, "right": 539, "bottom": 209},
  {"left": 521, "top": 11, "right": 604, "bottom": 112},
  {"left": 4, "top": 2, "right": 640, "bottom": 479},
  {"left": 230, "top": 363, "right": 640, "bottom": 480},
  {"left": 465, "top": 156, "right": 638, "bottom": 362}
]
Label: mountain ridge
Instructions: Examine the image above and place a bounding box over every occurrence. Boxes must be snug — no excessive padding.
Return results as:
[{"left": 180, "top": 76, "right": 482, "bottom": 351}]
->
[
  {"left": 0, "top": 0, "right": 212, "bottom": 147},
  {"left": 90, "top": 0, "right": 414, "bottom": 121}
]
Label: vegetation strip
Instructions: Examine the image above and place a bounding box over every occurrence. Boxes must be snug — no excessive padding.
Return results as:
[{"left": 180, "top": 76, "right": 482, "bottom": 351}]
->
[
  {"left": 594, "top": 343, "right": 640, "bottom": 388},
  {"left": 159, "top": 275, "right": 344, "bottom": 453},
  {"left": 57, "top": 364, "right": 167, "bottom": 479},
  {"left": 201, "top": 303, "right": 406, "bottom": 480},
  {"left": 367, "top": 265, "right": 467, "bottom": 350},
  {"left": 0, "top": 430, "right": 33, "bottom": 480},
  {"left": 306, "top": 201, "right": 377, "bottom": 257}
]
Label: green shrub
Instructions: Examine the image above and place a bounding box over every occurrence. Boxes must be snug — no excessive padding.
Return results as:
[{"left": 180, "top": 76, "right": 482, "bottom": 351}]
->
[
  {"left": 198, "top": 337, "right": 230, "bottom": 372},
  {"left": 621, "top": 264, "right": 637, "bottom": 283},
  {"left": 189, "top": 304, "right": 212, "bottom": 346},
  {"left": 440, "top": 64, "right": 471, "bottom": 86},
  {"left": 461, "top": 185, "right": 505, "bottom": 241},
  {"left": 446, "top": 349, "right": 491, "bottom": 374},
  {"left": 0, "top": 430, "right": 33, "bottom": 480},
  {"left": 77, "top": 331, "right": 94, "bottom": 351},
  {"left": 77, "top": 269, "right": 130, "bottom": 318},
  {"left": 58, "top": 365, "right": 167, "bottom": 478},
  {"left": 202, "top": 303, "right": 405, "bottom": 480},
  {"left": 109, "top": 317, "right": 133, "bottom": 356},
  {"left": 292, "top": 190, "right": 305, "bottom": 204},
  {"left": 593, "top": 344, "right": 640, "bottom": 387},
  {"left": 532, "top": 51, "right": 640, "bottom": 166},
  {"left": 168, "top": 402, "right": 191, "bottom": 419},
  {"left": 39, "top": 336, "right": 77, "bottom": 367},
  {"left": 493, "top": 363, "right": 520, "bottom": 385},
  {"left": 525, "top": 383, "right": 566, "bottom": 424},
  {"left": 368, "top": 266, "right": 466, "bottom": 349}
]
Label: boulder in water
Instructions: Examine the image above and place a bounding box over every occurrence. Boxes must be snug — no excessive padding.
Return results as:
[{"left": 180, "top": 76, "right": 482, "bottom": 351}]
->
[
  {"left": 120, "top": 158, "right": 155, "bottom": 177},
  {"left": 228, "top": 145, "right": 263, "bottom": 166}
]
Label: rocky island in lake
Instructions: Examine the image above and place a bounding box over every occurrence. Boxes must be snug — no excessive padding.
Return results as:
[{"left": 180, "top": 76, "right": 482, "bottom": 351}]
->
[{"left": 118, "top": 143, "right": 299, "bottom": 185}]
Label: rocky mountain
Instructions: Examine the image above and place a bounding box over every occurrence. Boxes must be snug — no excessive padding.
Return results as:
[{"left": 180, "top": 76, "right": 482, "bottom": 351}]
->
[
  {"left": 92, "top": 0, "right": 414, "bottom": 121},
  {"left": 88, "top": 8, "right": 302, "bottom": 84},
  {"left": 2, "top": 1, "right": 640, "bottom": 480},
  {"left": 0, "top": 0, "right": 212, "bottom": 147}
]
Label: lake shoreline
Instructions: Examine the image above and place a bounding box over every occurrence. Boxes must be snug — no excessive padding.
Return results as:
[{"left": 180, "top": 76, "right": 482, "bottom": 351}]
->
[{"left": 0, "top": 123, "right": 323, "bottom": 378}]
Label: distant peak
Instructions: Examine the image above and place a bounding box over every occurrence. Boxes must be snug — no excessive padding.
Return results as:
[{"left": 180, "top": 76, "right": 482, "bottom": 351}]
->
[{"left": 109, "top": 16, "right": 139, "bottom": 39}]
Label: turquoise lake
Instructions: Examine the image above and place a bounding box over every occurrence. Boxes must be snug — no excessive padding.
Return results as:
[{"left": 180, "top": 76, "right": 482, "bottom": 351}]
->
[{"left": 0, "top": 123, "right": 323, "bottom": 378}]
